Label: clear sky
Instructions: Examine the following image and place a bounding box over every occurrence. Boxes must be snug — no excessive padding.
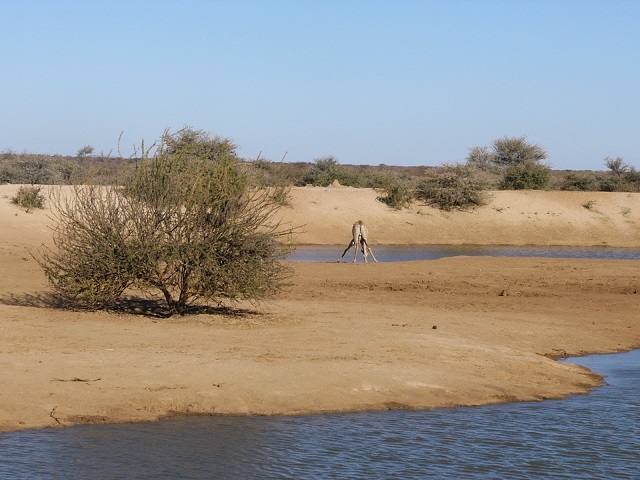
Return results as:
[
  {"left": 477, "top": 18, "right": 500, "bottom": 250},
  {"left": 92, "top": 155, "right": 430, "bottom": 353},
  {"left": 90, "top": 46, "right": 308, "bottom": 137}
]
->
[{"left": 1, "top": 0, "right": 638, "bottom": 170}]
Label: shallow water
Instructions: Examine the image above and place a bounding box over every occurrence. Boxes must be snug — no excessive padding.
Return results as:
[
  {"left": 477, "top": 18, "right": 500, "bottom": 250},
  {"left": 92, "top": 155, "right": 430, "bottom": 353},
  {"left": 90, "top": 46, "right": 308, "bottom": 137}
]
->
[
  {"left": 1, "top": 350, "right": 639, "bottom": 479},
  {"left": 288, "top": 244, "right": 640, "bottom": 262}
]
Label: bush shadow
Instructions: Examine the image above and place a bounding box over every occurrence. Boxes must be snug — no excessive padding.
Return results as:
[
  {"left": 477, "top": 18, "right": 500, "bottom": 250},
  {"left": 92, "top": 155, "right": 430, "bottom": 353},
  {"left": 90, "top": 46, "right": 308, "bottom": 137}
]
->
[{"left": 0, "top": 292, "right": 258, "bottom": 319}]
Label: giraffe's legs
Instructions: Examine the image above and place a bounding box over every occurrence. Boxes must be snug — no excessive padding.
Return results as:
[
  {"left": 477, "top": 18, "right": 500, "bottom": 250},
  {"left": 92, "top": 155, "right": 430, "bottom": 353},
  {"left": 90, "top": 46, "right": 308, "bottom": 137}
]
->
[
  {"left": 361, "top": 238, "right": 378, "bottom": 263},
  {"left": 341, "top": 239, "right": 355, "bottom": 261},
  {"left": 360, "top": 238, "right": 368, "bottom": 263}
]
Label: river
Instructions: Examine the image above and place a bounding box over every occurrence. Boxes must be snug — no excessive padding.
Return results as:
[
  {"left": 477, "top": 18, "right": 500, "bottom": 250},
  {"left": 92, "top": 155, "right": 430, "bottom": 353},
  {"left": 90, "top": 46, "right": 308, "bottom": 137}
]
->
[
  {"left": 287, "top": 244, "right": 640, "bottom": 262},
  {"left": 0, "top": 350, "right": 638, "bottom": 479}
]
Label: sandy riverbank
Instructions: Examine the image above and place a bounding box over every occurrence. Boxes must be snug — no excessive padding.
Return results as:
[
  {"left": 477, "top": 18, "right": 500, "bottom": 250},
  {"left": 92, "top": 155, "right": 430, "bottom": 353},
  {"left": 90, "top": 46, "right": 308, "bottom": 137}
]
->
[
  {"left": 280, "top": 185, "right": 640, "bottom": 246},
  {"left": 0, "top": 184, "right": 638, "bottom": 434}
]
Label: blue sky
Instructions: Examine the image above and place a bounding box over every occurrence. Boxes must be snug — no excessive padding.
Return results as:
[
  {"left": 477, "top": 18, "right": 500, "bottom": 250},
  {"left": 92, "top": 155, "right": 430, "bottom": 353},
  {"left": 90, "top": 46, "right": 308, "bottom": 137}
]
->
[{"left": 1, "top": 0, "right": 638, "bottom": 170}]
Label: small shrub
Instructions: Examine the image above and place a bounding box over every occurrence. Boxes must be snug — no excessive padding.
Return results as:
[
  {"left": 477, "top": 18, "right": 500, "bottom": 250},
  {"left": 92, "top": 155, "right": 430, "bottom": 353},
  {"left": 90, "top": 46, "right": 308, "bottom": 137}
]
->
[
  {"left": 11, "top": 185, "right": 46, "bottom": 211},
  {"left": 560, "top": 173, "right": 598, "bottom": 191},
  {"left": 379, "top": 176, "right": 414, "bottom": 209},
  {"left": 416, "top": 164, "right": 487, "bottom": 211},
  {"left": 581, "top": 200, "right": 597, "bottom": 210},
  {"left": 499, "top": 160, "right": 551, "bottom": 190}
]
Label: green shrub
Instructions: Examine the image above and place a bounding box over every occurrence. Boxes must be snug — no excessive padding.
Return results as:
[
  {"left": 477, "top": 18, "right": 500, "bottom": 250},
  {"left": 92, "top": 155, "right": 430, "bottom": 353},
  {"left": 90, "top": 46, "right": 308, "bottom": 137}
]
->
[
  {"left": 499, "top": 160, "right": 551, "bottom": 190},
  {"left": 416, "top": 164, "right": 487, "bottom": 211},
  {"left": 560, "top": 173, "right": 598, "bottom": 191},
  {"left": 11, "top": 185, "right": 46, "bottom": 211},
  {"left": 379, "top": 175, "right": 414, "bottom": 209},
  {"left": 36, "top": 128, "right": 295, "bottom": 316},
  {"left": 599, "top": 175, "right": 640, "bottom": 192}
]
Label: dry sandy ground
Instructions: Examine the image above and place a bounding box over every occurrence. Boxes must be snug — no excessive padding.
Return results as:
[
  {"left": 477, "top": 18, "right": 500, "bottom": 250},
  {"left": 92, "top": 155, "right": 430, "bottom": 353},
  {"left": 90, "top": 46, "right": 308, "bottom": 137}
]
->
[{"left": 0, "top": 184, "right": 638, "bottom": 434}]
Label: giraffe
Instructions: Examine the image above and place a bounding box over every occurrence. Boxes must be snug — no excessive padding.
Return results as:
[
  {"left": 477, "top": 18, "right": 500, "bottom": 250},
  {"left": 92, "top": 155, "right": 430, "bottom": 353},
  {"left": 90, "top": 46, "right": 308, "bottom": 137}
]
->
[{"left": 341, "top": 220, "right": 378, "bottom": 263}]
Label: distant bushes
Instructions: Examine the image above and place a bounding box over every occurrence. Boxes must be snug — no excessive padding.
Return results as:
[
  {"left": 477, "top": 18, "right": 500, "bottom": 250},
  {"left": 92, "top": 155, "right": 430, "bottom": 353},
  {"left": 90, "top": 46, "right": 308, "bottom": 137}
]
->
[
  {"left": 559, "top": 172, "right": 599, "bottom": 191},
  {"left": 297, "top": 157, "right": 418, "bottom": 209},
  {"left": 2, "top": 136, "right": 638, "bottom": 220},
  {"left": 1, "top": 153, "right": 52, "bottom": 184},
  {"left": 244, "top": 158, "right": 292, "bottom": 206},
  {"left": 559, "top": 158, "right": 640, "bottom": 192},
  {"left": 378, "top": 174, "right": 415, "bottom": 209},
  {"left": 599, "top": 157, "right": 640, "bottom": 192},
  {"left": 467, "top": 136, "right": 552, "bottom": 190},
  {"left": 299, "top": 156, "right": 369, "bottom": 187},
  {"left": 416, "top": 164, "right": 488, "bottom": 211},
  {"left": 0, "top": 150, "right": 136, "bottom": 186},
  {"left": 499, "top": 160, "right": 552, "bottom": 190}
]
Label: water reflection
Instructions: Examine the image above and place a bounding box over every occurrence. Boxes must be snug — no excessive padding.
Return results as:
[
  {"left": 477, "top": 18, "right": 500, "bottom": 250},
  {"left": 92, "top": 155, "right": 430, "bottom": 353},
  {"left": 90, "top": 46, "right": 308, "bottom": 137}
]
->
[
  {"left": 1, "top": 350, "right": 639, "bottom": 479},
  {"left": 287, "top": 244, "right": 640, "bottom": 262}
]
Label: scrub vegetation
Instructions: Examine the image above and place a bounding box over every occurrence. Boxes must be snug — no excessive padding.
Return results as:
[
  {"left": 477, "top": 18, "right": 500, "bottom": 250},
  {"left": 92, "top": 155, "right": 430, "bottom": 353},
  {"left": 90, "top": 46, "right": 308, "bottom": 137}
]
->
[
  {"left": 35, "top": 129, "right": 295, "bottom": 316},
  {"left": 10, "top": 185, "right": 46, "bottom": 212},
  {"left": 2, "top": 134, "right": 639, "bottom": 215}
]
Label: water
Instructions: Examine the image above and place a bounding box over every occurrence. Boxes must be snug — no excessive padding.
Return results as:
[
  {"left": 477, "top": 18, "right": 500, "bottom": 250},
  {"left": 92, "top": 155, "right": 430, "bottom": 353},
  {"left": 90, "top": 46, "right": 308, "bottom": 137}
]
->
[
  {"left": 288, "top": 244, "right": 640, "bottom": 262},
  {"left": 1, "top": 350, "right": 638, "bottom": 479}
]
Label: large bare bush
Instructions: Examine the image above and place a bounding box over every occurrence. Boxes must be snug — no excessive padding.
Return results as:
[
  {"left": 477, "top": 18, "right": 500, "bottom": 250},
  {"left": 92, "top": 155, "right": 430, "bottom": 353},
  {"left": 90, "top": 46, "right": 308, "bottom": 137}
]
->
[{"left": 37, "top": 129, "right": 294, "bottom": 315}]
